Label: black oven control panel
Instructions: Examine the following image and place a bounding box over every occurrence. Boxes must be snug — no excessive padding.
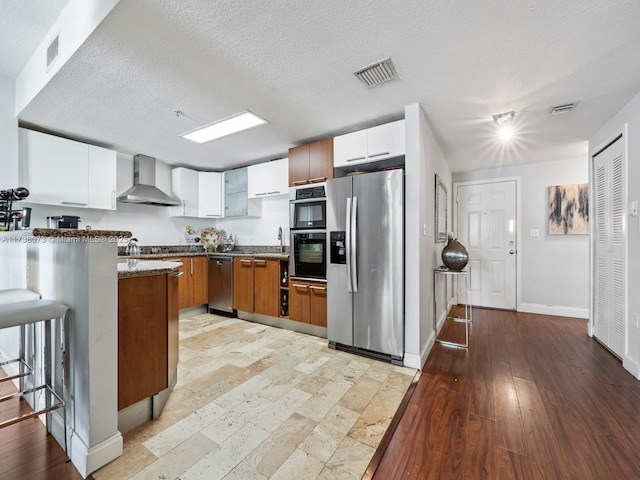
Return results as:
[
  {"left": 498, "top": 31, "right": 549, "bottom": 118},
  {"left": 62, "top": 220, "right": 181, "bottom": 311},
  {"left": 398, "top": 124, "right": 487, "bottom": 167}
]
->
[
  {"left": 295, "top": 185, "right": 325, "bottom": 200},
  {"left": 330, "top": 231, "right": 346, "bottom": 264}
]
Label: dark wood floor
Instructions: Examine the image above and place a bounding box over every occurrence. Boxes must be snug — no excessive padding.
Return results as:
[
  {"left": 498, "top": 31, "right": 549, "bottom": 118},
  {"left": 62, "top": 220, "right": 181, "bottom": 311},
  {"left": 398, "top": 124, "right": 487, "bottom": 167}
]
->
[
  {"left": 4, "top": 308, "right": 640, "bottom": 479},
  {"left": 0, "top": 372, "right": 83, "bottom": 480},
  {"left": 369, "top": 307, "right": 640, "bottom": 479}
]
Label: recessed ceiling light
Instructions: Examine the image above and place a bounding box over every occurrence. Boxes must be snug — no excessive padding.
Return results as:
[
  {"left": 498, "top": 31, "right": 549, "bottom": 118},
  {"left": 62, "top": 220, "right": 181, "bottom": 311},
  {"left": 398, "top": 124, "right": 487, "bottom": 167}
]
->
[
  {"left": 492, "top": 110, "right": 515, "bottom": 142},
  {"left": 492, "top": 110, "right": 515, "bottom": 125},
  {"left": 180, "top": 111, "right": 268, "bottom": 143}
]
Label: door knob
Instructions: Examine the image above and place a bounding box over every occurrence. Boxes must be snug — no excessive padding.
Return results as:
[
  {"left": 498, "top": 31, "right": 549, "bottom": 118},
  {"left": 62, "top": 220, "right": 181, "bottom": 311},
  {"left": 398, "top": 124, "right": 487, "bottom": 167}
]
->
[{"left": 509, "top": 249, "right": 515, "bottom": 254}]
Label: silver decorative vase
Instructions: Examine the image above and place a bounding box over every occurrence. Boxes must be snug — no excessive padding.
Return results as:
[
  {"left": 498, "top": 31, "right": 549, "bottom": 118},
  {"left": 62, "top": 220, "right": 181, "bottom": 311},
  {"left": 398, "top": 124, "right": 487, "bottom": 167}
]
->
[{"left": 441, "top": 233, "right": 469, "bottom": 271}]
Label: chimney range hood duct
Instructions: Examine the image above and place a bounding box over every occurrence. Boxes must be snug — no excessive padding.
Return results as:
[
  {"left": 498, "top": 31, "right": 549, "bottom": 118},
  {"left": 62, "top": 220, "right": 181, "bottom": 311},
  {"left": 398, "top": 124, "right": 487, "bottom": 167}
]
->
[{"left": 117, "top": 155, "right": 181, "bottom": 206}]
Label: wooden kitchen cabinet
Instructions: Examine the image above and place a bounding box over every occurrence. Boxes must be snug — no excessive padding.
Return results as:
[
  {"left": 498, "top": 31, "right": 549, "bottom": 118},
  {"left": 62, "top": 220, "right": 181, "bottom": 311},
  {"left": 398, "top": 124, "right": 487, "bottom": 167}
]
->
[
  {"left": 289, "top": 280, "right": 327, "bottom": 327},
  {"left": 233, "top": 257, "right": 255, "bottom": 312},
  {"left": 118, "top": 272, "right": 179, "bottom": 410},
  {"left": 233, "top": 257, "right": 279, "bottom": 317},
  {"left": 163, "top": 255, "right": 208, "bottom": 310},
  {"left": 288, "top": 138, "right": 333, "bottom": 187}
]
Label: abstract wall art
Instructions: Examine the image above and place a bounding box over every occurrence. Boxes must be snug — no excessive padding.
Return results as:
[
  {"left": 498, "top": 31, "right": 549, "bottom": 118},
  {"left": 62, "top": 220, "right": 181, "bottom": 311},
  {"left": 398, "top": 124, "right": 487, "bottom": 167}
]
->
[{"left": 548, "top": 183, "right": 589, "bottom": 235}]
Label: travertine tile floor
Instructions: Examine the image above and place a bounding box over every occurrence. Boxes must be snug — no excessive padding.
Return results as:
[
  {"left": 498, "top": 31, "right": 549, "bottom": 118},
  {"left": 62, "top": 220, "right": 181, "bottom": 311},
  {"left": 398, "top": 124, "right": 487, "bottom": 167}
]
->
[{"left": 94, "top": 313, "right": 415, "bottom": 480}]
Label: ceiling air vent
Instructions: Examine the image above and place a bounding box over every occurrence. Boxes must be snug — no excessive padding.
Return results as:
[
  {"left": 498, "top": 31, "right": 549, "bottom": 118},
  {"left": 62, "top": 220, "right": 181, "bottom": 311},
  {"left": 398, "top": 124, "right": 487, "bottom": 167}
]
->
[
  {"left": 353, "top": 57, "right": 399, "bottom": 88},
  {"left": 550, "top": 103, "right": 575, "bottom": 115},
  {"left": 46, "top": 35, "right": 59, "bottom": 69}
]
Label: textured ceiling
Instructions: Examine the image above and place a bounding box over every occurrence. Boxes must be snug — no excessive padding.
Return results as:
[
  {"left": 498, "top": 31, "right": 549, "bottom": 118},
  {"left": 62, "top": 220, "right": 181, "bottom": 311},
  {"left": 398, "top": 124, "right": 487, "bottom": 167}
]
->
[
  {"left": 10, "top": 0, "right": 640, "bottom": 173},
  {"left": 0, "top": 0, "right": 70, "bottom": 78}
]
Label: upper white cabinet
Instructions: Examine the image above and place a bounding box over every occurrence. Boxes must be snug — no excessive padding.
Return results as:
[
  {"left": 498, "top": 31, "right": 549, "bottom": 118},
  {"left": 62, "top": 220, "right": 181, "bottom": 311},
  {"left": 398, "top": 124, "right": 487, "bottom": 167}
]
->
[
  {"left": 171, "top": 167, "right": 199, "bottom": 217},
  {"left": 18, "top": 128, "right": 116, "bottom": 209},
  {"left": 171, "top": 168, "right": 223, "bottom": 218},
  {"left": 88, "top": 145, "right": 117, "bottom": 210},
  {"left": 248, "top": 158, "right": 288, "bottom": 198},
  {"left": 334, "top": 119, "right": 405, "bottom": 168},
  {"left": 198, "top": 171, "right": 223, "bottom": 218}
]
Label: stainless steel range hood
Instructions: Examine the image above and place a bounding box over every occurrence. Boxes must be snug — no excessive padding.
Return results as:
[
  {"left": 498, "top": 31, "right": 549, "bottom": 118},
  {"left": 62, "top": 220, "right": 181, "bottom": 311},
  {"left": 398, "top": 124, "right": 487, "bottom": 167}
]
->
[{"left": 117, "top": 155, "right": 180, "bottom": 206}]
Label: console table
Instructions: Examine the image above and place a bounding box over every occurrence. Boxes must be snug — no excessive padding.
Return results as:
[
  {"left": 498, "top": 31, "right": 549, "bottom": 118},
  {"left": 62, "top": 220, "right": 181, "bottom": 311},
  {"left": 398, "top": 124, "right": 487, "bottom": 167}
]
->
[{"left": 433, "top": 266, "right": 472, "bottom": 348}]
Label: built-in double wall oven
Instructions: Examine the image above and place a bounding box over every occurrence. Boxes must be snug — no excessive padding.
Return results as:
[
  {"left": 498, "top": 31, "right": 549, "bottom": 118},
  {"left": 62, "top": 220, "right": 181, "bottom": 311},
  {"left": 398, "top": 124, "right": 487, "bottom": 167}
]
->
[{"left": 290, "top": 184, "right": 327, "bottom": 280}]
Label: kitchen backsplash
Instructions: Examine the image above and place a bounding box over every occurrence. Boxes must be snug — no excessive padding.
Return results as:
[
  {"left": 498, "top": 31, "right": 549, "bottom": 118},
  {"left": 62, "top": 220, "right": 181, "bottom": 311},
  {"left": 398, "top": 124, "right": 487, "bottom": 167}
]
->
[{"left": 19, "top": 193, "right": 290, "bottom": 247}]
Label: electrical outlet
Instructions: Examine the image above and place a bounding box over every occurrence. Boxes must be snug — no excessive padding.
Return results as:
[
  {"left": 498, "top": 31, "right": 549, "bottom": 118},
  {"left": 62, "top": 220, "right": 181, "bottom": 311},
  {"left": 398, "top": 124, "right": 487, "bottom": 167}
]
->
[
  {"left": 530, "top": 228, "right": 540, "bottom": 237},
  {"left": 635, "top": 313, "right": 639, "bottom": 328}
]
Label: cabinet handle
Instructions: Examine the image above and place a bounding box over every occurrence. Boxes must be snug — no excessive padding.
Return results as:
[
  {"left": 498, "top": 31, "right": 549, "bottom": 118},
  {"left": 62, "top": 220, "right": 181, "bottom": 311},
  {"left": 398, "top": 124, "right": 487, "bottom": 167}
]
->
[
  {"left": 345, "top": 156, "right": 366, "bottom": 163},
  {"left": 111, "top": 190, "right": 116, "bottom": 209},
  {"left": 205, "top": 214, "right": 218, "bottom": 217},
  {"left": 255, "top": 192, "right": 267, "bottom": 196},
  {"left": 190, "top": 258, "right": 193, "bottom": 275},
  {"left": 292, "top": 283, "right": 308, "bottom": 289},
  {"left": 368, "top": 151, "right": 390, "bottom": 158},
  {"left": 309, "top": 177, "right": 326, "bottom": 183},
  {"left": 253, "top": 259, "right": 267, "bottom": 265},
  {"left": 267, "top": 191, "right": 280, "bottom": 195},
  {"left": 292, "top": 180, "right": 308, "bottom": 185},
  {"left": 241, "top": 259, "right": 253, "bottom": 264},
  {"left": 309, "top": 285, "right": 326, "bottom": 291},
  {"left": 172, "top": 271, "right": 184, "bottom": 277},
  {"left": 182, "top": 199, "right": 187, "bottom": 215},
  {"left": 61, "top": 201, "right": 87, "bottom": 206}
]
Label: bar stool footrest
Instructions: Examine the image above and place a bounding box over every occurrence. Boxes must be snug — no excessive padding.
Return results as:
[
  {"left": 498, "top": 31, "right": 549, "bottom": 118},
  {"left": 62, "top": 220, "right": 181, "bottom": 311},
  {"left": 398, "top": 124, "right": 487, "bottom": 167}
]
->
[
  {"left": 0, "top": 358, "right": 34, "bottom": 382},
  {"left": 0, "top": 384, "right": 64, "bottom": 428}
]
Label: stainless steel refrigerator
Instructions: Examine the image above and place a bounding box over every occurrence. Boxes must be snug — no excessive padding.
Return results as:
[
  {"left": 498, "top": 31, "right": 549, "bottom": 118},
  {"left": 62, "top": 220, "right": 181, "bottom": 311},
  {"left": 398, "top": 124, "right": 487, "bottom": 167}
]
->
[{"left": 326, "top": 169, "right": 404, "bottom": 363}]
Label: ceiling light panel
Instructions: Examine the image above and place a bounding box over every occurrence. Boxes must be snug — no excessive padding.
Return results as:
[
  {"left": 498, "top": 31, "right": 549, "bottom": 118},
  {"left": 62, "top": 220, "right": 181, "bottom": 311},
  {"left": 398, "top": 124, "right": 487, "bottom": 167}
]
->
[{"left": 180, "top": 111, "right": 268, "bottom": 143}]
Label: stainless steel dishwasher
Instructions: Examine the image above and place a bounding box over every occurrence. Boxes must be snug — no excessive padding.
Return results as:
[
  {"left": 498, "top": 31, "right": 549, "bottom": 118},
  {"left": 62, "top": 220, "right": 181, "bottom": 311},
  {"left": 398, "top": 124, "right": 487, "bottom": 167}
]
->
[{"left": 208, "top": 256, "right": 235, "bottom": 315}]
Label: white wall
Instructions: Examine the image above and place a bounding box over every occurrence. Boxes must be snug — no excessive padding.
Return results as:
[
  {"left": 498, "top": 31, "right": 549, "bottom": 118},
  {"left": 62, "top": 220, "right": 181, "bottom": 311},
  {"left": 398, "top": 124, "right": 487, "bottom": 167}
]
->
[
  {"left": 453, "top": 158, "right": 589, "bottom": 317},
  {"left": 590, "top": 89, "right": 640, "bottom": 378},
  {"left": 404, "top": 103, "right": 452, "bottom": 369},
  {"left": 0, "top": 75, "right": 18, "bottom": 187},
  {"left": 213, "top": 196, "right": 289, "bottom": 247}
]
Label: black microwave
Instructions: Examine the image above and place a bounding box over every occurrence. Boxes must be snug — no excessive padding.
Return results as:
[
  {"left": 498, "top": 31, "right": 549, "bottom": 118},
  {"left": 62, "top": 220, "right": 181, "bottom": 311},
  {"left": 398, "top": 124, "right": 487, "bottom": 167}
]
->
[{"left": 289, "top": 184, "right": 326, "bottom": 230}]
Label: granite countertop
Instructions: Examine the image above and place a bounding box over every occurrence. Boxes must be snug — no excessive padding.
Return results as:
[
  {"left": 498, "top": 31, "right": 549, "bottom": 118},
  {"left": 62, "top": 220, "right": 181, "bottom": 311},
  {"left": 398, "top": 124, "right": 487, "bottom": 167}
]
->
[
  {"left": 119, "top": 245, "right": 289, "bottom": 260},
  {"left": 33, "top": 228, "right": 133, "bottom": 238},
  {"left": 117, "top": 260, "right": 182, "bottom": 279}
]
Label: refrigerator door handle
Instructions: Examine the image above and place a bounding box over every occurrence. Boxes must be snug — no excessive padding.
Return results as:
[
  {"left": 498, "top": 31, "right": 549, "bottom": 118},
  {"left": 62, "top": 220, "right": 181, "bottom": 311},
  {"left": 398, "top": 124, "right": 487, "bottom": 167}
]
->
[
  {"left": 345, "top": 197, "right": 352, "bottom": 293},
  {"left": 351, "top": 196, "right": 358, "bottom": 292}
]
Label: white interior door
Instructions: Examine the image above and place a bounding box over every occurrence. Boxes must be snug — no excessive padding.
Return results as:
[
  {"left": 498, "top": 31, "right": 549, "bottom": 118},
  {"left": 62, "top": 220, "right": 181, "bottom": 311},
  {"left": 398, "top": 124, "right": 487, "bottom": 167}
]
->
[
  {"left": 456, "top": 180, "right": 517, "bottom": 309},
  {"left": 593, "top": 136, "right": 625, "bottom": 358}
]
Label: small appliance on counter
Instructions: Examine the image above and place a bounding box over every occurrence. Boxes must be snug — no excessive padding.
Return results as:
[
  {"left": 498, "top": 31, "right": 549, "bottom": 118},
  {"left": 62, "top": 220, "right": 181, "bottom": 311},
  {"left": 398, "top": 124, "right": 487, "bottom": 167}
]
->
[{"left": 47, "top": 215, "right": 81, "bottom": 229}]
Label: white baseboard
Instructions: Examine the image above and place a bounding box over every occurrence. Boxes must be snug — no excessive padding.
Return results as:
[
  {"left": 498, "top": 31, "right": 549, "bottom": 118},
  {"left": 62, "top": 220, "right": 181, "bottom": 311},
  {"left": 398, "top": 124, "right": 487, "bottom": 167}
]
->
[
  {"left": 518, "top": 303, "right": 589, "bottom": 319},
  {"left": 623, "top": 356, "right": 640, "bottom": 380},
  {"left": 404, "top": 330, "right": 436, "bottom": 370},
  {"left": 69, "top": 431, "right": 123, "bottom": 478}
]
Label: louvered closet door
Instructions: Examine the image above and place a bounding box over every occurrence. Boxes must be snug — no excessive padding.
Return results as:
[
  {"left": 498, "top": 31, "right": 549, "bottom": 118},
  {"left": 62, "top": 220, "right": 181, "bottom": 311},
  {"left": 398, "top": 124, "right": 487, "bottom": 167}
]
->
[{"left": 593, "top": 136, "right": 625, "bottom": 358}]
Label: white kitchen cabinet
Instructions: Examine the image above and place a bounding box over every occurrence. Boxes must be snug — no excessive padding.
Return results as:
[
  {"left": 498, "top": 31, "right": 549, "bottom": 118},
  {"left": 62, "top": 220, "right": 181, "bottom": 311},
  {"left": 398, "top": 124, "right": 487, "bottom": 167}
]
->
[
  {"left": 88, "top": 145, "right": 117, "bottom": 210},
  {"left": 18, "top": 128, "right": 117, "bottom": 209},
  {"left": 170, "top": 167, "right": 199, "bottom": 217},
  {"left": 333, "top": 119, "right": 405, "bottom": 168},
  {"left": 248, "top": 158, "right": 289, "bottom": 198},
  {"left": 198, "top": 171, "right": 223, "bottom": 218}
]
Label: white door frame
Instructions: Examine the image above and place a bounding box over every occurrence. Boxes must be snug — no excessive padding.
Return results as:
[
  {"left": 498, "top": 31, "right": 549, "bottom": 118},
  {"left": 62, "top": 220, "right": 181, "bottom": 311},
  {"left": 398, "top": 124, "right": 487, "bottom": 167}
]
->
[{"left": 453, "top": 177, "right": 522, "bottom": 311}]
